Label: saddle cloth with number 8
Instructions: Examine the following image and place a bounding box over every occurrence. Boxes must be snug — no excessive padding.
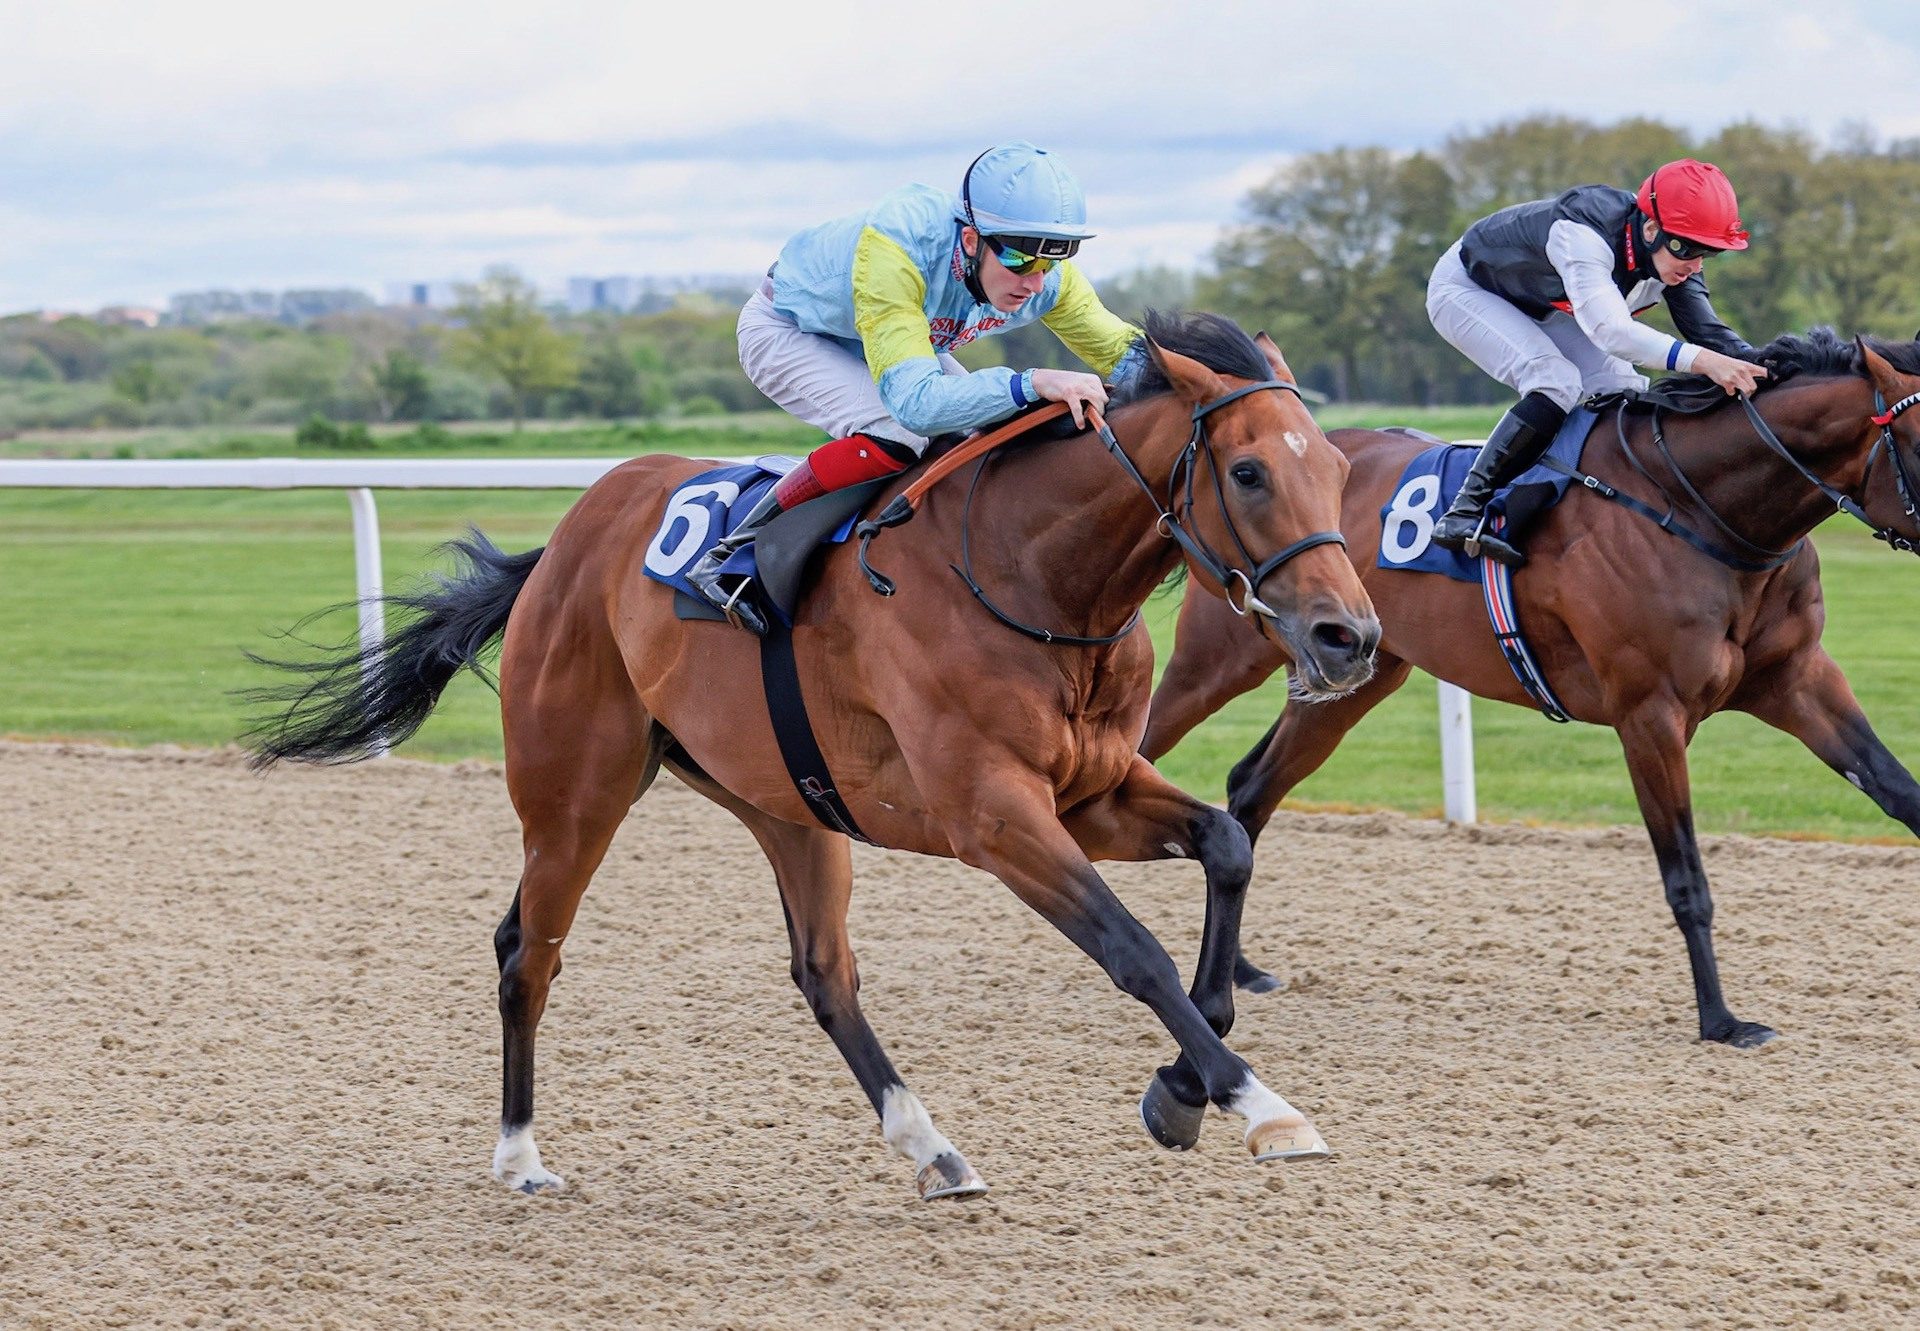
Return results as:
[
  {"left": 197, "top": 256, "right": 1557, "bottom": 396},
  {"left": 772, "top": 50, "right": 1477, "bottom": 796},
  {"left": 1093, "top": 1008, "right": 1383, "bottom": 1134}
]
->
[{"left": 1374, "top": 406, "right": 1596, "bottom": 583}]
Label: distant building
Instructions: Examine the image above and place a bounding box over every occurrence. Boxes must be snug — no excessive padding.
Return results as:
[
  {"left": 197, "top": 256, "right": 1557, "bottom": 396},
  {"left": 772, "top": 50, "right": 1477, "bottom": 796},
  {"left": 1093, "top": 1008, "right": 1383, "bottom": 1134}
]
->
[
  {"left": 279, "top": 289, "right": 374, "bottom": 323},
  {"left": 566, "top": 273, "right": 758, "bottom": 315},
  {"left": 164, "top": 287, "right": 373, "bottom": 326},
  {"left": 96, "top": 306, "right": 162, "bottom": 328},
  {"left": 383, "top": 280, "right": 464, "bottom": 311},
  {"left": 567, "top": 276, "right": 643, "bottom": 314}
]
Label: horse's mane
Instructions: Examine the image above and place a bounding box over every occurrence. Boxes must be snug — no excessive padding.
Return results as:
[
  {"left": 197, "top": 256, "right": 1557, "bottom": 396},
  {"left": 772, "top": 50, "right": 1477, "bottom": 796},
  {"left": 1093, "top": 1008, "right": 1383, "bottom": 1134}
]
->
[
  {"left": 1109, "top": 310, "right": 1272, "bottom": 406},
  {"left": 1663, "top": 326, "right": 1920, "bottom": 397}
]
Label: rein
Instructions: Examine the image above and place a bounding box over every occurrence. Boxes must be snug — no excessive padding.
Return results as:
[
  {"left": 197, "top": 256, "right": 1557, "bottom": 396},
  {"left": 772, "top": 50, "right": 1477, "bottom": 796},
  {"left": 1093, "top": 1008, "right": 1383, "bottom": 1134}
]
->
[
  {"left": 1538, "top": 386, "right": 1920, "bottom": 572},
  {"left": 1730, "top": 387, "right": 1920, "bottom": 555},
  {"left": 855, "top": 380, "right": 1346, "bottom": 647}
]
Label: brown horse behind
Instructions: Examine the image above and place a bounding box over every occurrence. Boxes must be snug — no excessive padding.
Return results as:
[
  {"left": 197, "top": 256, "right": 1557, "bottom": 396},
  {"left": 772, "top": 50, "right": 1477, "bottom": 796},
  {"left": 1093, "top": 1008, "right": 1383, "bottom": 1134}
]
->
[
  {"left": 247, "top": 312, "right": 1379, "bottom": 1200},
  {"left": 1145, "top": 328, "right": 1920, "bottom": 1052}
]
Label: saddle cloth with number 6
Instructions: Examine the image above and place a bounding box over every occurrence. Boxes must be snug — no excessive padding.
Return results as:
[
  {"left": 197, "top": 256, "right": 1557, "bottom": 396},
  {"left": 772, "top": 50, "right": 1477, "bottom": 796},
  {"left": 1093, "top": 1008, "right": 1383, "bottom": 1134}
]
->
[
  {"left": 1375, "top": 406, "right": 1596, "bottom": 583},
  {"left": 642, "top": 456, "right": 865, "bottom": 624}
]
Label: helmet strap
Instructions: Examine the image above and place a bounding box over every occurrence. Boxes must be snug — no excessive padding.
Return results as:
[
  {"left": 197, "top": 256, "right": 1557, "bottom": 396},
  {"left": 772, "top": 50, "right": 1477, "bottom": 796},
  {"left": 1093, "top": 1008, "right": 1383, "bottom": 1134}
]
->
[
  {"left": 958, "top": 227, "right": 990, "bottom": 304},
  {"left": 958, "top": 149, "right": 991, "bottom": 297}
]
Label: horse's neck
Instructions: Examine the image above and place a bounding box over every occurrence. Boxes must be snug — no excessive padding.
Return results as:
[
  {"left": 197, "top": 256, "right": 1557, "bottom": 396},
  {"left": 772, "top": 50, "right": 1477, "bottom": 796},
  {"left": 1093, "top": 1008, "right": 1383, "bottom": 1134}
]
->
[
  {"left": 1653, "top": 380, "right": 1877, "bottom": 552},
  {"left": 954, "top": 397, "right": 1188, "bottom": 634}
]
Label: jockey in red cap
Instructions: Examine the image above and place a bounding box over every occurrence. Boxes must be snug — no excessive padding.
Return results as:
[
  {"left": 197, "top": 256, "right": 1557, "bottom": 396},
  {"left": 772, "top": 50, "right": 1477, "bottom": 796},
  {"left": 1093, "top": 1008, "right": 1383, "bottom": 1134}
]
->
[{"left": 1425, "top": 159, "right": 1767, "bottom": 565}]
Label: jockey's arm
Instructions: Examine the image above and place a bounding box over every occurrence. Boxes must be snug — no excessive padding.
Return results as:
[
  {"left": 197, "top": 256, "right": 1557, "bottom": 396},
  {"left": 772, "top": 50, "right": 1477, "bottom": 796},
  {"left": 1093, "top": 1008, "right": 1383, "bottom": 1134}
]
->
[
  {"left": 852, "top": 226, "right": 1023, "bottom": 439},
  {"left": 1663, "top": 274, "right": 1756, "bottom": 359},
  {"left": 1039, "top": 262, "right": 1143, "bottom": 380},
  {"left": 1547, "top": 220, "right": 1701, "bottom": 374}
]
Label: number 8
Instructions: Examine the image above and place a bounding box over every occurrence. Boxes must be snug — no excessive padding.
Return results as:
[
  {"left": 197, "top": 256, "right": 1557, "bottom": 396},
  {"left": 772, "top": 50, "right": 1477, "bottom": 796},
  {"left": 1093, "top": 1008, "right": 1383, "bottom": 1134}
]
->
[{"left": 1380, "top": 474, "right": 1440, "bottom": 564}]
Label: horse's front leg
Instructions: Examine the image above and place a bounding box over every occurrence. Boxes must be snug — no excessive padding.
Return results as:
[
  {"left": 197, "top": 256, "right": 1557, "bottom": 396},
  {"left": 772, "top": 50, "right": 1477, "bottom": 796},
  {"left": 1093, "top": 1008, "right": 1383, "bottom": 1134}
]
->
[
  {"left": 1064, "top": 756, "right": 1254, "bottom": 1151},
  {"left": 1617, "top": 699, "right": 1777, "bottom": 1048},
  {"left": 1140, "top": 586, "right": 1286, "bottom": 763},
  {"left": 1733, "top": 646, "right": 1920, "bottom": 833},
  {"left": 933, "top": 761, "right": 1331, "bottom": 1165}
]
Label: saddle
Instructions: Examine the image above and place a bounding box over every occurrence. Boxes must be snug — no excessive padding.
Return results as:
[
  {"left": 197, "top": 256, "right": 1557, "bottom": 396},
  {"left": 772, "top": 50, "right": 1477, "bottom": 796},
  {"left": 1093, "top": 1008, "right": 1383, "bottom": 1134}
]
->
[
  {"left": 669, "top": 476, "right": 895, "bottom": 626},
  {"left": 1375, "top": 406, "right": 1597, "bottom": 584},
  {"left": 1589, "top": 379, "right": 1732, "bottom": 417},
  {"left": 665, "top": 403, "right": 1081, "bottom": 627}
]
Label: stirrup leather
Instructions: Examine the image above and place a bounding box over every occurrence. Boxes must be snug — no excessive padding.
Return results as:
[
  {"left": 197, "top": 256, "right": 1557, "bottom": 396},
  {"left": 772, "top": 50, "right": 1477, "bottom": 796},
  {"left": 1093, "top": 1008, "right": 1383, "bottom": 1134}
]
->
[{"left": 1461, "top": 510, "right": 1491, "bottom": 560}]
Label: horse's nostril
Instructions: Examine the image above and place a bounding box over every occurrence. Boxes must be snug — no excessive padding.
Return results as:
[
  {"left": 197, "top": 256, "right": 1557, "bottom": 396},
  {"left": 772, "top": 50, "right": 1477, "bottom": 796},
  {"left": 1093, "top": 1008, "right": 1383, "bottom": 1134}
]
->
[{"left": 1312, "top": 622, "right": 1357, "bottom": 654}]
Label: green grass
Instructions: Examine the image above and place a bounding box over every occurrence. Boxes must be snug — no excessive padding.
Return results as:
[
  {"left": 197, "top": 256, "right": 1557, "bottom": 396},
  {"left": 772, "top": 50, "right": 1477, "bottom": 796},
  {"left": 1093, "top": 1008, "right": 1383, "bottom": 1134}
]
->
[
  {"left": 5, "top": 412, "right": 1917, "bottom": 842},
  {"left": 0, "top": 415, "right": 820, "bottom": 462}
]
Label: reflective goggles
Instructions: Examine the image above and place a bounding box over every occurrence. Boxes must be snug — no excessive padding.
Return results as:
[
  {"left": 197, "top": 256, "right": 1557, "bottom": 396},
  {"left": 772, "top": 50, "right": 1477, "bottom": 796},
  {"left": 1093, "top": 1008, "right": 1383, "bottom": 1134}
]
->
[
  {"left": 1656, "top": 231, "right": 1726, "bottom": 261},
  {"left": 984, "top": 233, "right": 1079, "bottom": 275}
]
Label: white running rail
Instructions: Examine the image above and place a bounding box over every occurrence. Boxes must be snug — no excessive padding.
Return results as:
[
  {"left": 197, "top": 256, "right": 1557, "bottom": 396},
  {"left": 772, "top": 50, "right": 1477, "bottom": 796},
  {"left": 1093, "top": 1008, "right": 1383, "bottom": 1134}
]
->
[
  {"left": 0, "top": 451, "right": 1485, "bottom": 816},
  {"left": 0, "top": 457, "right": 629, "bottom": 758}
]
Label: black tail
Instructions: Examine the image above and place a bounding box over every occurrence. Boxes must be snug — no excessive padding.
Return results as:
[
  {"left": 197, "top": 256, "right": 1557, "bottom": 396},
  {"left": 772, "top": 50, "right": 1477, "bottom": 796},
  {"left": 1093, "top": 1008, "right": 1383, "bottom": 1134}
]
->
[{"left": 241, "top": 530, "right": 543, "bottom": 768}]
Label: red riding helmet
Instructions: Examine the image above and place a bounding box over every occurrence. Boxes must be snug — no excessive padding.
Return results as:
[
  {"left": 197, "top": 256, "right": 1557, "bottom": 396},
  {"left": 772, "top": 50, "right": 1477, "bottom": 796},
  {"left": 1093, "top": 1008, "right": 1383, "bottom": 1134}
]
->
[{"left": 1636, "top": 159, "right": 1750, "bottom": 251}]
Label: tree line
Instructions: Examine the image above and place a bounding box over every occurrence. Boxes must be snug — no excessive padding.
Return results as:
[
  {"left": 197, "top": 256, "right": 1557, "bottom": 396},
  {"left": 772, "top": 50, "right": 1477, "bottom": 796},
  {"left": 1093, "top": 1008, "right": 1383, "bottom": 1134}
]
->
[
  {"left": 5, "top": 114, "right": 1917, "bottom": 432},
  {"left": 1202, "top": 115, "right": 1920, "bottom": 403},
  {"left": 0, "top": 270, "right": 770, "bottom": 434}
]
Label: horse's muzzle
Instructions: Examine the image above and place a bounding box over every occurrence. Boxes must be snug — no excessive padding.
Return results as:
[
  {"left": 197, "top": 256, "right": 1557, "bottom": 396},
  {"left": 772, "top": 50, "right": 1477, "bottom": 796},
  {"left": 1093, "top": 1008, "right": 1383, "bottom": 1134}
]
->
[{"left": 1277, "top": 607, "right": 1381, "bottom": 697}]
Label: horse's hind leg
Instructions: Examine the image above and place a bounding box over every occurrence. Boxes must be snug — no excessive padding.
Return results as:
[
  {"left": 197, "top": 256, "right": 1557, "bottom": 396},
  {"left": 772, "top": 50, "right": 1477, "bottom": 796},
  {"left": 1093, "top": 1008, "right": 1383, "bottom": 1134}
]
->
[
  {"left": 1616, "top": 699, "right": 1775, "bottom": 1048},
  {"left": 672, "top": 773, "right": 985, "bottom": 1200},
  {"left": 492, "top": 696, "right": 654, "bottom": 1194},
  {"left": 1224, "top": 651, "right": 1413, "bottom": 991}
]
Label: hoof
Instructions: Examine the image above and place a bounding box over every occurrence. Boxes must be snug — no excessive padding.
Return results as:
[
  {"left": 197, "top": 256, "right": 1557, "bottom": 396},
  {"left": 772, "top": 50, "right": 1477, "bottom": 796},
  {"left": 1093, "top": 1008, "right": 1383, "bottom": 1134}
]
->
[
  {"left": 1234, "top": 956, "right": 1282, "bottom": 994},
  {"left": 1247, "top": 1115, "right": 1331, "bottom": 1164},
  {"left": 1706, "top": 1020, "right": 1778, "bottom": 1049},
  {"left": 1139, "top": 1072, "right": 1206, "bottom": 1151},
  {"left": 916, "top": 1152, "right": 989, "bottom": 1201},
  {"left": 499, "top": 1167, "right": 565, "bottom": 1195},
  {"left": 492, "top": 1129, "right": 564, "bottom": 1195}
]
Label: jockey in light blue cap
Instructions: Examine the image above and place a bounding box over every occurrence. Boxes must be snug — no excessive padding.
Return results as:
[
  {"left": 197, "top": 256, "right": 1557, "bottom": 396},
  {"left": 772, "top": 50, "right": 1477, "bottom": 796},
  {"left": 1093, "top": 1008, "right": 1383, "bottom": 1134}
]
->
[{"left": 694, "top": 141, "right": 1140, "bottom": 633}]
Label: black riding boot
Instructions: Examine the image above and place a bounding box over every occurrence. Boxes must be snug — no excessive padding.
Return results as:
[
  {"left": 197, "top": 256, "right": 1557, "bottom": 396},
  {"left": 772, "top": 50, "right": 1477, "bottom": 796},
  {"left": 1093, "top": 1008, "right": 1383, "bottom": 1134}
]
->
[
  {"left": 684, "top": 489, "right": 783, "bottom": 635},
  {"left": 1430, "top": 392, "right": 1567, "bottom": 567}
]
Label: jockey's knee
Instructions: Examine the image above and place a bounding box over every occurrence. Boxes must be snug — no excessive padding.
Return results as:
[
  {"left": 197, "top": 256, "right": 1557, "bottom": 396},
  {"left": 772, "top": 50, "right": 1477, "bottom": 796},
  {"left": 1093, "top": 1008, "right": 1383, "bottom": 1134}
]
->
[
  {"left": 1513, "top": 360, "right": 1583, "bottom": 414},
  {"left": 1581, "top": 368, "right": 1649, "bottom": 400}
]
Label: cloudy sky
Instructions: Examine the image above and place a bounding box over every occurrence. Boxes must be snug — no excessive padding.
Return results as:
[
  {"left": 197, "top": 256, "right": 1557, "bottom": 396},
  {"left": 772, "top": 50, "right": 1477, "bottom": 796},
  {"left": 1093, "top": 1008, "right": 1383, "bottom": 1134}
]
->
[{"left": 4, "top": 0, "right": 1916, "bottom": 313}]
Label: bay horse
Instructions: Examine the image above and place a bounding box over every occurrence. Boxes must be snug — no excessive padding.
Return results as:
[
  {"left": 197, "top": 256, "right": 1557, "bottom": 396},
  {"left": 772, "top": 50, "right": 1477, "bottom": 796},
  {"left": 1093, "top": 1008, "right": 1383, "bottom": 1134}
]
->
[
  {"left": 246, "top": 312, "right": 1381, "bottom": 1201},
  {"left": 1144, "top": 328, "right": 1920, "bottom": 1053}
]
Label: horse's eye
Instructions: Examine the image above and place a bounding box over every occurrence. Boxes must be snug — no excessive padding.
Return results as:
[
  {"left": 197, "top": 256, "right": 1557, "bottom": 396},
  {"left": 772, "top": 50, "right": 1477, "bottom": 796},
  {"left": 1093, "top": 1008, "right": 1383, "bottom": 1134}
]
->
[{"left": 1232, "top": 463, "right": 1264, "bottom": 489}]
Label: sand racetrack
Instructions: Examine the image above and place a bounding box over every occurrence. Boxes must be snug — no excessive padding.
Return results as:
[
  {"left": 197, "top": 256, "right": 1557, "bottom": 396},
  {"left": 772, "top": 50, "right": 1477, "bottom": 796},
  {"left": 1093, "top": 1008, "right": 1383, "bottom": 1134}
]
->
[{"left": 2, "top": 739, "right": 1918, "bottom": 1330}]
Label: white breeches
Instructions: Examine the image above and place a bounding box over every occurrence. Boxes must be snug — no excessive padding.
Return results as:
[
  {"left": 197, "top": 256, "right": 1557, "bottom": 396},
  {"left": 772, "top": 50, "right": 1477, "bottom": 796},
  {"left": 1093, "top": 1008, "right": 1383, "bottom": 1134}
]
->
[
  {"left": 1426, "top": 243, "right": 1646, "bottom": 412},
  {"left": 737, "top": 290, "right": 964, "bottom": 454}
]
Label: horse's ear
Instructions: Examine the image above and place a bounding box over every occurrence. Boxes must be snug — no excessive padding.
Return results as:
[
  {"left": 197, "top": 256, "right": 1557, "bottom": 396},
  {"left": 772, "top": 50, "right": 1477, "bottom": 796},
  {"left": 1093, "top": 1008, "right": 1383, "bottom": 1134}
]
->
[
  {"left": 1253, "top": 330, "right": 1296, "bottom": 384},
  {"left": 1147, "top": 338, "right": 1229, "bottom": 404},
  {"left": 1857, "top": 335, "right": 1908, "bottom": 396}
]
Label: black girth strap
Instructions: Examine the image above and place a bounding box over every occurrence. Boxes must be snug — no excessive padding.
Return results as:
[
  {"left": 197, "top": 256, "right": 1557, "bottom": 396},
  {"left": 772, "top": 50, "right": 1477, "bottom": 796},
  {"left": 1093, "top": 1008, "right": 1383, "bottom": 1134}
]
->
[{"left": 759, "top": 620, "right": 871, "bottom": 843}]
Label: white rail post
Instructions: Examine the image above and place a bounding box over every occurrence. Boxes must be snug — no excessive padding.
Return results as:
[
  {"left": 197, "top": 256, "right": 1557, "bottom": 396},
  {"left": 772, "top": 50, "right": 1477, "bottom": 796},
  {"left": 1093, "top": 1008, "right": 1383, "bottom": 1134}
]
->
[
  {"left": 346, "top": 487, "right": 389, "bottom": 759},
  {"left": 1438, "top": 681, "right": 1476, "bottom": 824}
]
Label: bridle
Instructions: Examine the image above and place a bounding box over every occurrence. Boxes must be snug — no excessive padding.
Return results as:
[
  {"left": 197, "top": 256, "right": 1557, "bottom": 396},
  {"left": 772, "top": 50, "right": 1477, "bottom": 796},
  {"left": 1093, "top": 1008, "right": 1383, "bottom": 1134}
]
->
[
  {"left": 1535, "top": 379, "right": 1920, "bottom": 573},
  {"left": 1095, "top": 381, "right": 1347, "bottom": 618},
  {"left": 950, "top": 379, "right": 1347, "bottom": 646},
  {"left": 1736, "top": 385, "right": 1920, "bottom": 555}
]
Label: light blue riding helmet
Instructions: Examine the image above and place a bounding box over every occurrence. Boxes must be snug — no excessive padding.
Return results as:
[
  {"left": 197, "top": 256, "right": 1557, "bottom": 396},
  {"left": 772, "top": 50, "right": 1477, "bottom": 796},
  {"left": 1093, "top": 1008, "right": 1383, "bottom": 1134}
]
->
[{"left": 955, "top": 141, "right": 1096, "bottom": 254}]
